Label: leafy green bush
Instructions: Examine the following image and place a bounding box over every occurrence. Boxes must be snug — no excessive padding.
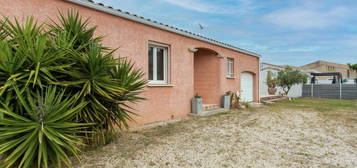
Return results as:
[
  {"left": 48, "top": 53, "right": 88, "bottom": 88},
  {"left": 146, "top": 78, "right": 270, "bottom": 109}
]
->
[
  {"left": 266, "top": 70, "right": 278, "bottom": 89},
  {"left": 0, "top": 11, "right": 146, "bottom": 167},
  {"left": 348, "top": 63, "right": 357, "bottom": 72},
  {"left": 276, "top": 67, "right": 308, "bottom": 95}
]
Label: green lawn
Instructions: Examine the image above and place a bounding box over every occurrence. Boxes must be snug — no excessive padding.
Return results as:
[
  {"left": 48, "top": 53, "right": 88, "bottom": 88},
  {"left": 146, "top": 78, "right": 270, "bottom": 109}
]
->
[
  {"left": 269, "top": 98, "right": 357, "bottom": 112},
  {"left": 264, "top": 98, "right": 357, "bottom": 127}
]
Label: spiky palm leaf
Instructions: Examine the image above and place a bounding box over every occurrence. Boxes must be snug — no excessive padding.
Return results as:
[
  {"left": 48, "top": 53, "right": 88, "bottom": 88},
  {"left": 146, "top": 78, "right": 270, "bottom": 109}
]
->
[
  {"left": 112, "top": 58, "right": 147, "bottom": 102},
  {"left": 65, "top": 46, "right": 126, "bottom": 145},
  {"left": 0, "top": 10, "right": 147, "bottom": 166},
  {"left": 50, "top": 11, "right": 147, "bottom": 145},
  {"left": 0, "top": 16, "right": 71, "bottom": 92},
  {"left": 49, "top": 10, "right": 103, "bottom": 52},
  {"left": 0, "top": 86, "right": 89, "bottom": 168}
]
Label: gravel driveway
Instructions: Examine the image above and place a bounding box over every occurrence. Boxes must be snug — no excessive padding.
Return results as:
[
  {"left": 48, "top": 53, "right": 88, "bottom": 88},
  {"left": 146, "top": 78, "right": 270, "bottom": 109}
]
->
[{"left": 76, "top": 99, "right": 357, "bottom": 168}]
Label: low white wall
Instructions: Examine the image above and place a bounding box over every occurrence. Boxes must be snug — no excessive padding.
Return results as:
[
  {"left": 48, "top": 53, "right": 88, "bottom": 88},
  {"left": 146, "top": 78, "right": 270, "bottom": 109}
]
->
[
  {"left": 259, "top": 70, "right": 270, "bottom": 96},
  {"left": 276, "top": 84, "right": 302, "bottom": 98},
  {"left": 260, "top": 68, "right": 303, "bottom": 98}
]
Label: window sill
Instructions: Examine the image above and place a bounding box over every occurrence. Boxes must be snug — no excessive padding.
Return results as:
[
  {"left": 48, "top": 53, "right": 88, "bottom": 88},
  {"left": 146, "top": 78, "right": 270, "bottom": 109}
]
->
[
  {"left": 226, "top": 76, "right": 236, "bottom": 79},
  {"left": 147, "top": 84, "right": 175, "bottom": 87}
]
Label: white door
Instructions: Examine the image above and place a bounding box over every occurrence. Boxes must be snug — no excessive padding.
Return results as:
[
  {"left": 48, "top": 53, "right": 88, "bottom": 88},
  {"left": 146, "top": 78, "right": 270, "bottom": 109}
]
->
[{"left": 240, "top": 72, "right": 254, "bottom": 102}]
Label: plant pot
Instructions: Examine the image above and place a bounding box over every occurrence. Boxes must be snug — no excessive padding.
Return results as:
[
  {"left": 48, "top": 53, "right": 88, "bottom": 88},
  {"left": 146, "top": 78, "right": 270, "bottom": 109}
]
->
[
  {"left": 221, "top": 95, "right": 231, "bottom": 109},
  {"left": 191, "top": 98, "right": 203, "bottom": 114},
  {"left": 268, "top": 87, "right": 277, "bottom": 95}
]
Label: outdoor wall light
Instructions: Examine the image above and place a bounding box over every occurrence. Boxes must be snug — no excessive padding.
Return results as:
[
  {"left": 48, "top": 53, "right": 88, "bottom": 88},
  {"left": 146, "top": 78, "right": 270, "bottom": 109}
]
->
[
  {"left": 217, "top": 54, "right": 224, "bottom": 58},
  {"left": 188, "top": 48, "right": 199, "bottom": 53}
]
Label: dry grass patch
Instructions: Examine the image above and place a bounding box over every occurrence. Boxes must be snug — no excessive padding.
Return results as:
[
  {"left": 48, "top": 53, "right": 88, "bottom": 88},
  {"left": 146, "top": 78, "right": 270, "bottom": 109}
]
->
[{"left": 75, "top": 98, "right": 357, "bottom": 168}]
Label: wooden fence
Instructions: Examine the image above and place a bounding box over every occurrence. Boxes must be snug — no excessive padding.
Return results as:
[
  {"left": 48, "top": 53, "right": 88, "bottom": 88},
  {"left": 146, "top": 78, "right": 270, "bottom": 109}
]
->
[{"left": 302, "top": 84, "right": 357, "bottom": 99}]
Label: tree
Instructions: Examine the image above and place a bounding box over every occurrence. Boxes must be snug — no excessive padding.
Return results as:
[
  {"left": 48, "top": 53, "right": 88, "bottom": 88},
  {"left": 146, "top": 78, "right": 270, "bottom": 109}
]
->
[
  {"left": 348, "top": 63, "right": 357, "bottom": 72},
  {"left": 266, "top": 70, "right": 279, "bottom": 95},
  {"left": 276, "top": 67, "right": 308, "bottom": 95},
  {"left": 348, "top": 63, "right": 357, "bottom": 83}
]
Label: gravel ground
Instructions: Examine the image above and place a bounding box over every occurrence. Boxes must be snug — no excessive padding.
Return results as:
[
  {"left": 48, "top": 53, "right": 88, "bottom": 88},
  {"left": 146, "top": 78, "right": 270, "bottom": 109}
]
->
[{"left": 75, "top": 101, "right": 357, "bottom": 168}]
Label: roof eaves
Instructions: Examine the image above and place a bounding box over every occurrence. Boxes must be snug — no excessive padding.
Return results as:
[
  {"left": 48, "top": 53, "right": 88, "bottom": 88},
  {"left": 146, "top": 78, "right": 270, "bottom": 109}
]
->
[
  {"left": 64, "top": 0, "right": 261, "bottom": 58},
  {"left": 261, "top": 62, "right": 283, "bottom": 68}
]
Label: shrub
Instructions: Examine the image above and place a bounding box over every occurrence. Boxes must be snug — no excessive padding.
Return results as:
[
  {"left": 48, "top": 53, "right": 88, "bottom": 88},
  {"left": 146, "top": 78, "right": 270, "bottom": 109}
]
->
[
  {"left": 266, "top": 70, "right": 278, "bottom": 88},
  {"left": 0, "top": 87, "right": 89, "bottom": 168},
  {"left": 348, "top": 63, "right": 357, "bottom": 72},
  {"left": 230, "top": 92, "right": 240, "bottom": 109},
  {"left": 0, "top": 11, "right": 146, "bottom": 167}
]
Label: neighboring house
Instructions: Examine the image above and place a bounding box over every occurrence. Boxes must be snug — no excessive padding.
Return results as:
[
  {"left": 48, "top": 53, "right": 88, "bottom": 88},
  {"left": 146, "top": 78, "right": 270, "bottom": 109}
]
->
[
  {"left": 300, "top": 61, "right": 357, "bottom": 81},
  {"left": 260, "top": 62, "right": 283, "bottom": 96},
  {"left": 260, "top": 62, "right": 309, "bottom": 98},
  {"left": 2, "top": 0, "right": 260, "bottom": 125}
]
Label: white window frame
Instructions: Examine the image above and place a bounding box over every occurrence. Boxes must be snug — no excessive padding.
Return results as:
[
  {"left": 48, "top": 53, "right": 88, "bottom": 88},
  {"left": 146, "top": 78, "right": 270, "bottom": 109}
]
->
[
  {"left": 148, "top": 42, "right": 169, "bottom": 85},
  {"left": 227, "top": 58, "right": 234, "bottom": 78}
]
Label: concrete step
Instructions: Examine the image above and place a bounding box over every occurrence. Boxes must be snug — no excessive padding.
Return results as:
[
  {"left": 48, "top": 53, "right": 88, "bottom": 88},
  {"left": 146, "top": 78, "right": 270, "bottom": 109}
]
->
[
  {"left": 202, "top": 104, "right": 220, "bottom": 111},
  {"left": 261, "top": 96, "right": 288, "bottom": 104},
  {"left": 189, "top": 108, "right": 228, "bottom": 117},
  {"left": 260, "top": 95, "right": 285, "bottom": 102},
  {"left": 247, "top": 102, "right": 264, "bottom": 108}
]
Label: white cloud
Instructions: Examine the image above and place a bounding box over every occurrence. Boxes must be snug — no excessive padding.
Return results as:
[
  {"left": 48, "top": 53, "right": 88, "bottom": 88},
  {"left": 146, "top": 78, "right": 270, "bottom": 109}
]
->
[
  {"left": 286, "top": 46, "right": 323, "bottom": 52},
  {"left": 236, "top": 41, "right": 270, "bottom": 51},
  {"left": 160, "top": 0, "right": 258, "bottom": 14},
  {"left": 317, "top": 35, "right": 357, "bottom": 47},
  {"left": 236, "top": 40, "right": 328, "bottom": 54},
  {"left": 235, "top": 0, "right": 260, "bottom": 14},
  {"left": 161, "top": 0, "right": 225, "bottom": 13},
  {"left": 262, "top": 6, "right": 352, "bottom": 29}
]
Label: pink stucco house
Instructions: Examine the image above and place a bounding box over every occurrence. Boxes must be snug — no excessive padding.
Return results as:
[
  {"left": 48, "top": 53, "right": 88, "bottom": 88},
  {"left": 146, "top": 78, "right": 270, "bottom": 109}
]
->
[{"left": 2, "top": 0, "right": 260, "bottom": 126}]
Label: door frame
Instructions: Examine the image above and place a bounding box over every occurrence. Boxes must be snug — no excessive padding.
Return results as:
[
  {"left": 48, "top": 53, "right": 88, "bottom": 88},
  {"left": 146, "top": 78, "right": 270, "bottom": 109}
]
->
[{"left": 240, "top": 72, "right": 254, "bottom": 102}]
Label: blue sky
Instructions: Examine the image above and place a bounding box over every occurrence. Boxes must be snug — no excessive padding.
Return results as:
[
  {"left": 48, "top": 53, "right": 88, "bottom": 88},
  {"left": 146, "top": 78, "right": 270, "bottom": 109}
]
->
[{"left": 94, "top": 0, "right": 357, "bottom": 66}]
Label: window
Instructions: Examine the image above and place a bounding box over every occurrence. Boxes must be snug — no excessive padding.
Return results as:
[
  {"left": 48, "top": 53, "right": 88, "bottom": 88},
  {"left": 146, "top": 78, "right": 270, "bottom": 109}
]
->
[
  {"left": 327, "top": 65, "right": 335, "bottom": 71},
  {"left": 148, "top": 43, "right": 168, "bottom": 84},
  {"left": 227, "top": 58, "right": 234, "bottom": 78}
]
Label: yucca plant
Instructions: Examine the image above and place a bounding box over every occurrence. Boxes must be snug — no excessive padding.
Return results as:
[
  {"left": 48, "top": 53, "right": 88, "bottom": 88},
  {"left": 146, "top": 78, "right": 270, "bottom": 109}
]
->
[
  {"left": 0, "top": 17, "right": 71, "bottom": 95},
  {"left": 64, "top": 45, "right": 125, "bottom": 145},
  {"left": 49, "top": 11, "right": 102, "bottom": 53},
  {"left": 50, "top": 11, "right": 147, "bottom": 145},
  {"left": 0, "top": 86, "right": 89, "bottom": 168},
  {"left": 0, "top": 10, "right": 147, "bottom": 166}
]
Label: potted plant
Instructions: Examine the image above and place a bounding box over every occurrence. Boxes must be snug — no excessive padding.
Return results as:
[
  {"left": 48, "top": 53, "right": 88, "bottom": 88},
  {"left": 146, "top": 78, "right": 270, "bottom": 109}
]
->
[
  {"left": 192, "top": 93, "right": 203, "bottom": 114},
  {"left": 230, "top": 91, "right": 242, "bottom": 109},
  {"left": 222, "top": 91, "right": 232, "bottom": 109}
]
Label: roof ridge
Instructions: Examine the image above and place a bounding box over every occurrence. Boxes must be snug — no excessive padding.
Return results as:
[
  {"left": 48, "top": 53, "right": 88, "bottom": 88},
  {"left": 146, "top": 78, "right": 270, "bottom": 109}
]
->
[
  {"left": 303, "top": 60, "right": 348, "bottom": 67},
  {"left": 64, "top": 0, "right": 261, "bottom": 57},
  {"left": 261, "top": 62, "right": 283, "bottom": 68}
]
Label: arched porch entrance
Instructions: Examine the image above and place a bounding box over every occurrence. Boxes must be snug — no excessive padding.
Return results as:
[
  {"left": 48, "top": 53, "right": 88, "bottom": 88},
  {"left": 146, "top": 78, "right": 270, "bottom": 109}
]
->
[{"left": 193, "top": 47, "right": 221, "bottom": 105}]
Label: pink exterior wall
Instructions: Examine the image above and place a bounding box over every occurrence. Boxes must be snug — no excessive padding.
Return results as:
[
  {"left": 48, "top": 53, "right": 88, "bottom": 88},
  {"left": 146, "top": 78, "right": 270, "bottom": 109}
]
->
[
  {"left": 1, "top": 0, "right": 260, "bottom": 126},
  {"left": 194, "top": 50, "right": 221, "bottom": 104}
]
